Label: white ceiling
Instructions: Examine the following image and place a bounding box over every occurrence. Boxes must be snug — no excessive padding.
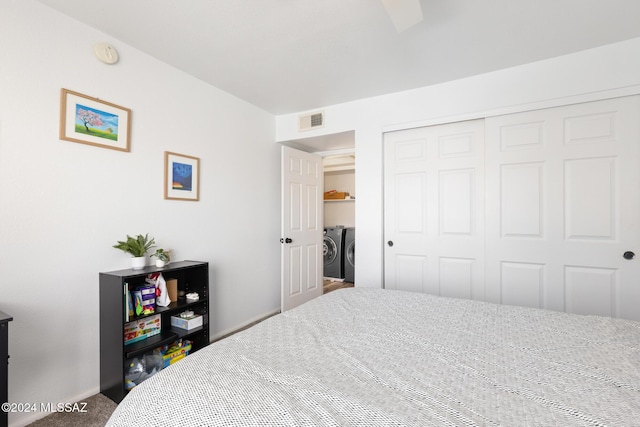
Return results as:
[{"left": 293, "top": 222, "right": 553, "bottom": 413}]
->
[{"left": 36, "top": 0, "right": 640, "bottom": 115}]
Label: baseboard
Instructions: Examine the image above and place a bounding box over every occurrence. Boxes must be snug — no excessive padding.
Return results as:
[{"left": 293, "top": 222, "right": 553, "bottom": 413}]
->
[{"left": 210, "top": 309, "right": 280, "bottom": 342}]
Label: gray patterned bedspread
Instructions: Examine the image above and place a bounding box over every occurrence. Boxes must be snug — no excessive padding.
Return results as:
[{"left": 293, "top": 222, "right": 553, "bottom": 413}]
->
[{"left": 106, "top": 288, "right": 640, "bottom": 426}]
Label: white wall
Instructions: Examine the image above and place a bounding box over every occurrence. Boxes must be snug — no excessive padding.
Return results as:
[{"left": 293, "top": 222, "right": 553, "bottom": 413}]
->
[
  {"left": 276, "top": 37, "right": 640, "bottom": 291},
  {"left": 0, "top": 2, "right": 280, "bottom": 425}
]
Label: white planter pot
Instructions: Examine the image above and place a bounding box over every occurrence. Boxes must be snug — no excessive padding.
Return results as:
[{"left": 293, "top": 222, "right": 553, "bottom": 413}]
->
[
  {"left": 155, "top": 259, "right": 166, "bottom": 267},
  {"left": 131, "top": 256, "right": 146, "bottom": 270}
]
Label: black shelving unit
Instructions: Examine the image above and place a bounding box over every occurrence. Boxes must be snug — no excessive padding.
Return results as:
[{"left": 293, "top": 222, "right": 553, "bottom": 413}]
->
[{"left": 99, "top": 261, "right": 209, "bottom": 403}]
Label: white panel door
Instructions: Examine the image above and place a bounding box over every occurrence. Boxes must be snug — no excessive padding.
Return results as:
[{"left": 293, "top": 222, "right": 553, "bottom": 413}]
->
[
  {"left": 281, "top": 146, "right": 323, "bottom": 312},
  {"left": 485, "top": 96, "right": 640, "bottom": 320},
  {"left": 383, "top": 119, "right": 485, "bottom": 300}
]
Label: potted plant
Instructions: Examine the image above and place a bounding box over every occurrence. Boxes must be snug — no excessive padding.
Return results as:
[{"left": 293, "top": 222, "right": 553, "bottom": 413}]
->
[
  {"left": 151, "top": 248, "right": 171, "bottom": 267},
  {"left": 113, "top": 233, "right": 155, "bottom": 270}
]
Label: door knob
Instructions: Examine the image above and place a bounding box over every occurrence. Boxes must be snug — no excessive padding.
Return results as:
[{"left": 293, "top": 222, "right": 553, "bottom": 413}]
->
[
  {"left": 387, "top": 241, "right": 394, "bottom": 247},
  {"left": 623, "top": 251, "right": 635, "bottom": 260},
  {"left": 280, "top": 238, "right": 293, "bottom": 244}
]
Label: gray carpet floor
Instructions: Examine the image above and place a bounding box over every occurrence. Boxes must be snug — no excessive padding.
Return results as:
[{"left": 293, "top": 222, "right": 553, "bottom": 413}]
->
[{"left": 25, "top": 394, "right": 116, "bottom": 427}]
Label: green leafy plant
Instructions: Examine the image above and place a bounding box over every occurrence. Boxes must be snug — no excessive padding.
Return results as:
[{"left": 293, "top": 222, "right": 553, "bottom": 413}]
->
[
  {"left": 151, "top": 248, "right": 171, "bottom": 262},
  {"left": 113, "top": 234, "right": 156, "bottom": 257}
]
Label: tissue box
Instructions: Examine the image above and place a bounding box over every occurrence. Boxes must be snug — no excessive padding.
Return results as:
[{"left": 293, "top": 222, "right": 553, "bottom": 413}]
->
[
  {"left": 170, "top": 313, "right": 203, "bottom": 330},
  {"left": 124, "top": 314, "right": 161, "bottom": 345}
]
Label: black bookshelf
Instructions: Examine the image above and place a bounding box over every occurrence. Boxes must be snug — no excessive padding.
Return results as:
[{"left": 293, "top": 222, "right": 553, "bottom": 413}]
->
[{"left": 99, "top": 261, "right": 209, "bottom": 403}]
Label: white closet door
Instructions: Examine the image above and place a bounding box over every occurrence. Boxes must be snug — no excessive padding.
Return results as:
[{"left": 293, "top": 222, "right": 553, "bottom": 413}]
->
[
  {"left": 383, "top": 119, "right": 485, "bottom": 300},
  {"left": 485, "top": 96, "right": 640, "bottom": 320}
]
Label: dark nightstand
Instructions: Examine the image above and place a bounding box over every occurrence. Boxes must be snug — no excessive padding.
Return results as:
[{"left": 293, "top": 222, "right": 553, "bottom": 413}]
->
[{"left": 0, "top": 311, "right": 12, "bottom": 427}]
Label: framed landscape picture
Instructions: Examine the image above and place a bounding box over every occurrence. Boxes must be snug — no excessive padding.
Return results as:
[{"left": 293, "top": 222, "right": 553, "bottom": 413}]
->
[
  {"left": 59, "top": 88, "right": 131, "bottom": 152},
  {"left": 164, "top": 151, "right": 200, "bottom": 201}
]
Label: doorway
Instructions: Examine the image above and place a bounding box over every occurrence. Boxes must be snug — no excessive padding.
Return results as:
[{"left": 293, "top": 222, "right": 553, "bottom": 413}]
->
[
  {"left": 280, "top": 131, "right": 356, "bottom": 311},
  {"left": 323, "top": 154, "right": 355, "bottom": 291}
]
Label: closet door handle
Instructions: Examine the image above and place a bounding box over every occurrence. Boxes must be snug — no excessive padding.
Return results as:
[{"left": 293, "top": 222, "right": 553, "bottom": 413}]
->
[
  {"left": 280, "top": 238, "right": 293, "bottom": 244},
  {"left": 387, "top": 240, "right": 394, "bottom": 247},
  {"left": 623, "top": 251, "right": 635, "bottom": 260}
]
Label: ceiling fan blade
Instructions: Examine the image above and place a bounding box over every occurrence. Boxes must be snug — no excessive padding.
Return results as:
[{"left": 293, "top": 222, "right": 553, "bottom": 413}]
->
[{"left": 381, "top": 0, "right": 423, "bottom": 33}]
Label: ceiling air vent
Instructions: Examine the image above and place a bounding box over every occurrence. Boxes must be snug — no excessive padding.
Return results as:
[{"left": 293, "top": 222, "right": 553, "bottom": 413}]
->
[{"left": 298, "top": 111, "right": 324, "bottom": 131}]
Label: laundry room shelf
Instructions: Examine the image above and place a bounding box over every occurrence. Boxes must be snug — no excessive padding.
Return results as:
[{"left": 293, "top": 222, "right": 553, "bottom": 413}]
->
[{"left": 324, "top": 198, "right": 355, "bottom": 202}]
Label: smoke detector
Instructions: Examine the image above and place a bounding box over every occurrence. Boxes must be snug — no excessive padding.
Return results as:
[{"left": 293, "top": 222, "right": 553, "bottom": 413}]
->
[{"left": 94, "top": 43, "right": 119, "bottom": 64}]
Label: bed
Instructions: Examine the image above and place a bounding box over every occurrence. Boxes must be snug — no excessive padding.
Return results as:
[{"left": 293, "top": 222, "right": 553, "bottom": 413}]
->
[{"left": 106, "top": 288, "right": 640, "bottom": 426}]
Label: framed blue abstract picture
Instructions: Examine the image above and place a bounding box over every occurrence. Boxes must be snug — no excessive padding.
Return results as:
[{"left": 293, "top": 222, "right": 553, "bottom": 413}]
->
[
  {"left": 164, "top": 151, "right": 200, "bottom": 201},
  {"left": 59, "top": 88, "right": 131, "bottom": 151}
]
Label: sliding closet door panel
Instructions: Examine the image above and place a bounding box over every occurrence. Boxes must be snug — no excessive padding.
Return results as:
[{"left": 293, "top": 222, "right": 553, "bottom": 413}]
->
[
  {"left": 440, "top": 169, "right": 475, "bottom": 234},
  {"left": 500, "top": 262, "right": 545, "bottom": 309},
  {"left": 500, "top": 162, "right": 544, "bottom": 238},
  {"left": 394, "top": 254, "right": 428, "bottom": 294},
  {"left": 564, "top": 266, "right": 617, "bottom": 317},
  {"left": 486, "top": 96, "right": 640, "bottom": 320},
  {"left": 395, "top": 172, "right": 426, "bottom": 233},
  {"left": 384, "top": 120, "right": 485, "bottom": 299},
  {"left": 564, "top": 157, "right": 616, "bottom": 239},
  {"left": 384, "top": 129, "right": 429, "bottom": 293},
  {"left": 439, "top": 257, "right": 474, "bottom": 299}
]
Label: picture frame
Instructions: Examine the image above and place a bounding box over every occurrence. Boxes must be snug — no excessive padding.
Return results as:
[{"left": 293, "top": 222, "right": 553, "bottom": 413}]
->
[
  {"left": 59, "top": 88, "right": 131, "bottom": 152},
  {"left": 164, "top": 151, "right": 200, "bottom": 201}
]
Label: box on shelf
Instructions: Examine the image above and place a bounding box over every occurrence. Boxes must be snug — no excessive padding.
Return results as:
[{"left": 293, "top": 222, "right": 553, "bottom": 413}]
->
[
  {"left": 137, "top": 285, "right": 156, "bottom": 315},
  {"left": 324, "top": 191, "right": 349, "bottom": 200},
  {"left": 162, "top": 340, "right": 192, "bottom": 368},
  {"left": 124, "top": 314, "right": 161, "bottom": 345},
  {"left": 166, "top": 278, "right": 178, "bottom": 302},
  {"left": 171, "top": 313, "right": 203, "bottom": 331}
]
